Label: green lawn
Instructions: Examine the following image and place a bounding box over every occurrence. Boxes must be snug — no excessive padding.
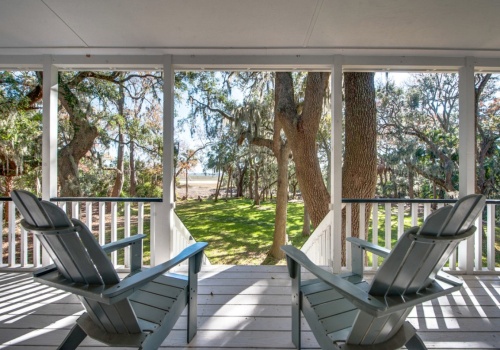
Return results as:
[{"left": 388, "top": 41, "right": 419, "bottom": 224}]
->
[{"left": 175, "top": 198, "right": 309, "bottom": 265}]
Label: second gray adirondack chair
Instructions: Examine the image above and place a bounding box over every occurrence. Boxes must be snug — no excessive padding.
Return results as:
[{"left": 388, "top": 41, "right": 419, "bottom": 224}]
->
[
  {"left": 12, "top": 189, "right": 207, "bottom": 350},
  {"left": 282, "top": 194, "right": 485, "bottom": 350}
]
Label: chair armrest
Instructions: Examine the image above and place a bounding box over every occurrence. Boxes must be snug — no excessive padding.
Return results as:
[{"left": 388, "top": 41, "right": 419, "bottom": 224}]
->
[
  {"left": 102, "top": 234, "right": 146, "bottom": 272},
  {"left": 436, "top": 270, "right": 463, "bottom": 287},
  {"left": 103, "top": 242, "right": 208, "bottom": 302},
  {"left": 281, "top": 245, "right": 388, "bottom": 317},
  {"left": 347, "top": 237, "right": 391, "bottom": 259},
  {"left": 35, "top": 242, "right": 208, "bottom": 304},
  {"left": 281, "top": 244, "right": 464, "bottom": 317},
  {"left": 101, "top": 234, "right": 146, "bottom": 254}
]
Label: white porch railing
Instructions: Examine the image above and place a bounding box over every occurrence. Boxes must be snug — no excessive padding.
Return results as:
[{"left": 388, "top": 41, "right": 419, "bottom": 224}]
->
[
  {"left": 300, "top": 210, "right": 333, "bottom": 267},
  {"left": 2, "top": 196, "right": 498, "bottom": 273},
  {"left": 300, "top": 199, "right": 500, "bottom": 274},
  {"left": 0, "top": 197, "right": 209, "bottom": 270}
]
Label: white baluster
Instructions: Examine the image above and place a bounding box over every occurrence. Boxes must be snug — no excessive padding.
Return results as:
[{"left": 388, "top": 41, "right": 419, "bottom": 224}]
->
[
  {"left": 345, "top": 203, "right": 352, "bottom": 270},
  {"left": 150, "top": 202, "right": 156, "bottom": 266},
  {"left": 397, "top": 203, "right": 404, "bottom": 238},
  {"left": 8, "top": 201, "right": 16, "bottom": 266},
  {"left": 99, "top": 202, "right": 106, "bottom": 245},
  {"left": 138, "top": 202, "right": 144, "bottom": 235},
  {"left": 475, "top": 214, "right": 483, "bottom": 271},
  {"left": 86, "top": 202, "right": 93, "bottom": 231},
  {"left": 384, "top": 203, "right": 392, "bottom": 249},
  {"left": 124, "top": 202, "right": 131, "bottom": 268},
  {"left": 487, "top": 204, "right": 495, "bottom": 271},
  {"left": 111, "top": 202, "right": 117, "bottom": 266},
  {"left": 423, "top": 203, "right": 431, "bottom": 220},
  {"left": 411, "top": 203, "right": 419, "bottom": 227},
  {"left": 71, "top": 202, "right": 79, "bottom": 220},
  {"left": 20, "top": 226, "right": 27, "bottom": 267},
  {"left": 372, "top": 203, "right": 378, "bottom": 269}
]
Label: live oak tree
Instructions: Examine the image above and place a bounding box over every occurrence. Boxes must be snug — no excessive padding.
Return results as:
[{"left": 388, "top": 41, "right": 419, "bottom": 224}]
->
[
  {"left": 5, "top": 70, "right": 167, "bottom": 198},
  {"left": 378, "top": 73, "right": 500, "bottom": 198}
]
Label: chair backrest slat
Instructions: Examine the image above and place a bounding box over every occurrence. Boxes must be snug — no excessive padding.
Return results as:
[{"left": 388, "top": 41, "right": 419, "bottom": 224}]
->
[
  {"left": 73, "top": 220, "right": 120, "bottom": 284},
  {"left": 11, "top": 190, "right": 53, "bottom": 228},
  {"left": 431, "top": 195, "right": 484, "bottom": 236},
  {"left": 57, "top": 232, "right": 103, "bottom": 284},
  {"left": 34, "top": 232, "right": 73, "bottom": 280},
  {"left": 369, "top": 194, "right": 485, "bottom": 297}
]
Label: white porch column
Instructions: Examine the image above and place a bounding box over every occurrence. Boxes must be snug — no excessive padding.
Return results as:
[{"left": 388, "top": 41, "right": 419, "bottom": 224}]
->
[
  {"left": 42, "top": 56, "right": 58, "bottom": 200},
  {"left": 41, "top": 56, "right": 58, "bottom": 266},
  {"left": 331, "top": 55, "right": 343, "bottom": 273},
  {"left": 151, "top": 55, "right": 175, "bottom": 265},
  {"left": 458, "top": 56, "right": 476, "bottom": 273}
]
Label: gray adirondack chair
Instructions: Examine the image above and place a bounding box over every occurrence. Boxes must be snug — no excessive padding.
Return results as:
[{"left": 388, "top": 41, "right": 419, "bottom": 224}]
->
[
  {"left": 282, "top": 194, "right": 485, "bottom": 350},
  {"left": 11, "top": 189, "right": 207, "bottom": 350}
]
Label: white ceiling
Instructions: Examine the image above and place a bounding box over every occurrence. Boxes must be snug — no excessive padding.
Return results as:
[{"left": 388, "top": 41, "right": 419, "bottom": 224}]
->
[{"left": 0, "top": 0, "right": 499, "bottom": 57}]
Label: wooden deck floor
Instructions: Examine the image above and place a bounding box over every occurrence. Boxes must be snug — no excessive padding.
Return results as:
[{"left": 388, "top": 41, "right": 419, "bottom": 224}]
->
[{"left": 0, "top": 265, "right": 498, "bottom": 349}]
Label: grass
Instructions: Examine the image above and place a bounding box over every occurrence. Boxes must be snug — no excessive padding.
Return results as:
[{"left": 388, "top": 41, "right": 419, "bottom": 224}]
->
[{"left": 175, "top": 198, "right": 309, "bottom": 265}]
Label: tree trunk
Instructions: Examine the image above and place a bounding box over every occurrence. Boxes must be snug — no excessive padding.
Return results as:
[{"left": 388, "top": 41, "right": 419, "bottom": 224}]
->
[
  {"left": 392, "top": 172, "right": 398, "bottom": 198},
  {"left": 4, "top": 175, "right": 14, "bottom": 222},
  {"left": 185, "top": 168, "right": 189, "bottom": 199},
  {"left": 129, "top": 141, "right": 137, "bottom": 196},
  {"left": 58, "top": 92, "right": 99, "bottom": 197},
  {"left": 248, "top": 157, "right": 254, "bottom": 199},
  {"left": 269, "top": 142, "right": 291, "bottom": 259},
  {"left": 58, "top": 122, "right": 98, "bottom": 197},
  {"left": 225, "top": 166, "right": 232, "bottom": 200},
  {"left": 302, "top": 202, "right": 311, "bottom": 237},
  {"left": 214, "top": 168, "right": 224, "bottom": 202},
  {"left": 341, "top": 72, "right": 377, "bottom": 265},
  {"left": 236, "top": 163, "right": 247, "bottom": 197},
  {"left": 253, "top": 166, "right": 260, "bottom": 206},
  {"left": 110, "top": 85, "right": 125, "bottom": 198},
  {"left": 275, "top": 72, "right": 331, "bottom": 227},
  {"left": 408, "top": 166, "right": 414, "bottom": 198}
]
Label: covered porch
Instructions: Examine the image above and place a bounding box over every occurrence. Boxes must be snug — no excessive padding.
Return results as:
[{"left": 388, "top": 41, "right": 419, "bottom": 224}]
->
[
  {"left": 1, "top": 1, "right": 500, "bottom": 348},
  {"left": 0, "top": 266, "right": 498, "bottom": 349}
]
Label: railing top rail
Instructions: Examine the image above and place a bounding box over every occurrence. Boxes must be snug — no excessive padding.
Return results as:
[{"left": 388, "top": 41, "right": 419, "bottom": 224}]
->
[
  {"left": 343, "top": 198, "right": 500, "bottom": 205},
  {"left": 1, "top": 196, "right": 499, "bottom": 205},
  {"left": 0, "top": 197, "right": 162, "bottom": 203},
  {"left": 52, "top": 197, "right": 163, "bottom": 203}
]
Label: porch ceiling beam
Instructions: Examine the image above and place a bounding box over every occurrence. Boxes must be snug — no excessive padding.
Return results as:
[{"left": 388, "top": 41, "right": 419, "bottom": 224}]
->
[
  {"left": 1, "top": 54, "right": 496, "bottom": 71},
  {"left": 475, "top": 57, "right": 500, "bottom": 72},
  {"left": 341, "top": 55, "right": 465, "bottom": 72}
]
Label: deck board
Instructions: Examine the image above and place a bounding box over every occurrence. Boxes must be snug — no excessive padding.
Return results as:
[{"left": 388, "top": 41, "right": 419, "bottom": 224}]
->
[{"left": 0, "top": 267, "right": 498, "bottom": 349}]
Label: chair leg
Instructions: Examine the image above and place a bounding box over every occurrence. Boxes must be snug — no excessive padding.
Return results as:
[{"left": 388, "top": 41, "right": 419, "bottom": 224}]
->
[
  {"left": 289, "top": 258, "right": 301, "bottom": 350},
  {"left": 405, "top": 333, "right": 427, "bottom": 350},
  {"left": 58, "top": 324, "right": 87, "bottom": 350},
  {"left": 187, "top": 255, "right": 199, "bottom": 343},
  {"left": 291, "top": 300, "right": 301, "bottom": 350}
]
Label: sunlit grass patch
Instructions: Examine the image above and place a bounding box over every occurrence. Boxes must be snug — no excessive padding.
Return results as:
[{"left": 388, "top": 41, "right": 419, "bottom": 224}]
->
[{"left": 175, "top": 198, "right": 308, "bottom": 265}]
